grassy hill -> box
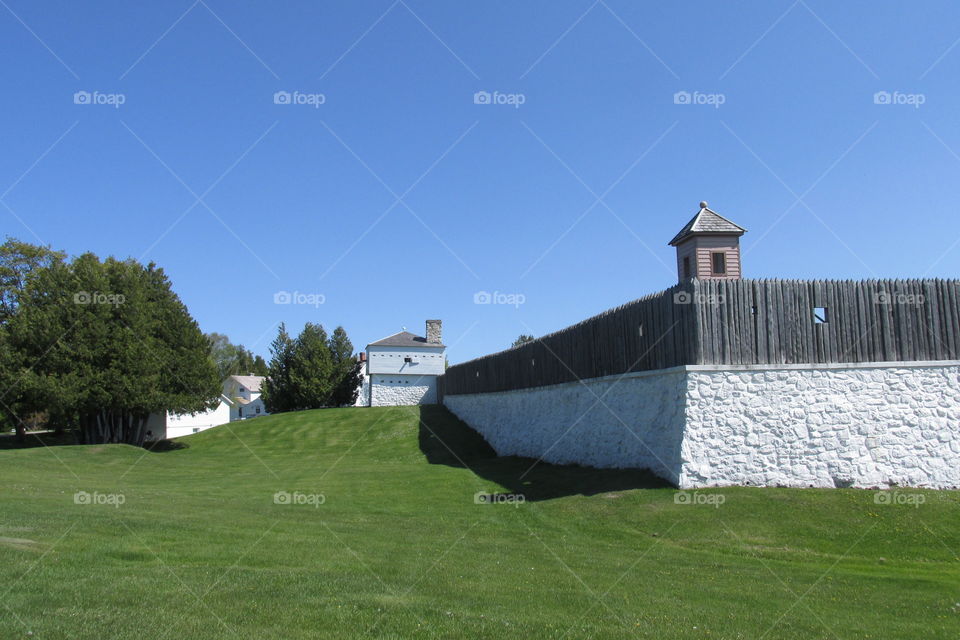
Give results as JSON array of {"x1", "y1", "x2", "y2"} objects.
[{"x1": 1, "y1": 406, "x2": 957, "y2": 639}]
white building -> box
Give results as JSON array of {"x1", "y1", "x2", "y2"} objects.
[
  {"x1": 360, "y1": 320, "x2": 445, "y2": 406},
  {"x1": 146, "y1": 374, "x2": 269, "y2": 440}
]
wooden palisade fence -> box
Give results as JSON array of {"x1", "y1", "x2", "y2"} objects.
[{"x1": 439, "y1": 279, "x2": 960, "y2": 397}]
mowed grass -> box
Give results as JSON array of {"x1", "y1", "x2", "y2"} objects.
[{"x1": 1, "y1": 406, "x2": 958, "y2": 639}]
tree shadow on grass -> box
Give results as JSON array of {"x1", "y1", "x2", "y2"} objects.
[
  {"x1": 142, "y1": 439, "x2": 190, "y2": 452},
  {"x1": 0, "y1": 430, "x2": 78, "y2": 450},
  {"x1": 417, "y1": 405, "x2": 671, "y2": 502},
  {"x1": 0, "y1": 431, "x2": 189, "y2": 452}
]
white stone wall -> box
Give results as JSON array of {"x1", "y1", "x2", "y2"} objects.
[
  {"x1": 442, "y1": 369, "x2": 688, "y2": 484},
  {"x1": 370, "y1": 374, "x2": 438, "y2": 406},
  {"x1": 355, "y1": 371, "x2": 371, "y2": 407},
  {"x1": 442, "y1": 361, "x2": 960, "y2": 490},
  {"x1": 680, "y1": 363, "x2": 960, "y2": 489}
]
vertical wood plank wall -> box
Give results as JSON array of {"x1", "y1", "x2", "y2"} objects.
[{"x1": 438, "y1": 279, "x2": 960, "y2": 397}]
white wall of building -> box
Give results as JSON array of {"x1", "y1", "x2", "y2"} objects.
[
  {"x1": 443, "y1": 361, "x2": 960, "y2": 490},
  {"x1": 370, "y1": 374, "x2": 438, "y2": 406},
  {"x1": 367, "y1": 346, "x2": 445, "y2": 376},
  {"x1": 166, "y1": 401, "x2": 232, "y2": 438}
]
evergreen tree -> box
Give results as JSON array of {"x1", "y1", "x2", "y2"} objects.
[
  {"x1": 328, "y1": 326, "x2": 361, "y2": 406},
  {"x1": 0, "y1": 239, "x2": 66, "y2": 441},
  {"x1": 289, "y1": 323, "x2": 333, "y2": 409},
  {"x1": 512, "y1": 334, "x2": 535, "y2": 348},
  {"x1": 261, "y1": 323, "x2": 296, "y2": 413},
  {"x1": 332, "y1": 358, "x2": 363, "y2": 407},
  {"x1": 8, "y1": 253, "x2": 220, "y2": 445}
]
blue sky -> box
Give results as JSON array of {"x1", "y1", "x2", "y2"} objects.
[{"x1": 2, "y1": 0, "x2": 959, "y2": 364}]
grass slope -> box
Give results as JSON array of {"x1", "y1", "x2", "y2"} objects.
[{"x1": 1, "y1": 406, "x2": 958, "y2": 639}]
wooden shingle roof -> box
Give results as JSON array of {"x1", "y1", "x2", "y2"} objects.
[{"x1": 669, "y1": 202, "x2": 746, "y2": 246}]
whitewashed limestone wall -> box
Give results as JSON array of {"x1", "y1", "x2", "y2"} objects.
[
  {"x1": 443, "y1": 369, "x2": 688, "y2": 484},
  {"x1": 680, "y1": 363, "x2": 960, "y2": 489},
  {"x1": 443, "y1": 361, "x2": 960, "y2": 490},
  {"x1": 370, "y1": 374, "x2": 437, "y2": 406}
]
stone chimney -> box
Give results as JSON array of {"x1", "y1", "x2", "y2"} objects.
[{"x1": 426, "y1": 319, "x2": 442, "y2": 344}]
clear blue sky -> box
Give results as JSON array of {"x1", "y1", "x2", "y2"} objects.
[{"x1": 3, "y1": 1, "x2": 959, "y2": 363}]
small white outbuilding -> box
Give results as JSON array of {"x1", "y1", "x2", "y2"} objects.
[{"x1": 146, "y1": 374, "x2": 269, "y2": 440}]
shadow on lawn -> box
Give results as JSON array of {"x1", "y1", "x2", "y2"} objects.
[
  {"x1": 0, "y1": 430, "x2": 189, "y2": 452},
  {"x1": 0, "y1": 430, "x2": 78, "y2": 450},
  {"x1": 417, "y1": 405, "x2": 670, "y2": 502}
]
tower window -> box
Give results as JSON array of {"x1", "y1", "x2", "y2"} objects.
[
  {"x1": 711, "y1": 252, "x2": 726, "y2": 275},
  {"x1": 683, "y1": 256, "x2": 691, "y2": 280}
]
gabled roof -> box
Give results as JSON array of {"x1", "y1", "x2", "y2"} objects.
[
  {"x1": 669, "y1": 203, "x2": 746, "y2": 246},
  {"x1": 227, "y1": 375, "x2": 265, "y2": 392},
  {"x1": 367, "y1": 331, "x2": 445, "y2": 348}
]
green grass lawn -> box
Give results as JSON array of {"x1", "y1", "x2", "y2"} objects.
[{"x1": 1, "y1": 406, "x2": 958, "y2": 639}]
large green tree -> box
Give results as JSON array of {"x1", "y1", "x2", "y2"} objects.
[
  {"x1": 289, "y1": 323, "x2": 333, "y2": 409},
  {"x1": 0, "y1": 239, "x2": 66, "y2": 441},
  {"x1": 207, "y1": 332, "x2": 269, "y2": 380},
  {"x1": 7, "y1": 253, "x2": 220, "y2": 445},
  {"x1": 329, "y1": 326, "x2": 361, "y2": 406},
  {"x1": 260, "y1": 323, "x2": 296, "y2": 413},
  {"x1": 262, "y1": 323, "x2": 361, "y2": 412}
]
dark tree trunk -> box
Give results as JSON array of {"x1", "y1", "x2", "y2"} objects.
[{"x1": 80, "y1": 410, "x2": 150, "y2": 446}]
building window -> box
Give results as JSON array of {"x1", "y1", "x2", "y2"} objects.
[
  {"x1": 193, "y1": 428, "x2": 200, "y2": 433},
  {"x1": 239, "y1": 407, "x2": 243, "y2": 417},
  {"x1": 711, "y1": 252, "x2": 726, "y2": 275},
  {"x1": 683, "y1": 256, "x2": 691, "y2": 279},
  {"x1": 256, "y1": 406, "x2": 261, "y2": 414}
]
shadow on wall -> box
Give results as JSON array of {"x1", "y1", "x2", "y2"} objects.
[{"x1": 417, "y1": 405, "x2": 670, "y2": 501}]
